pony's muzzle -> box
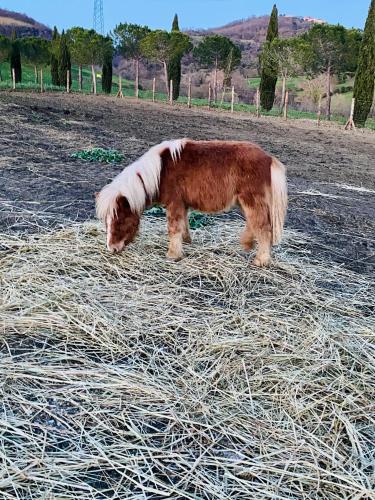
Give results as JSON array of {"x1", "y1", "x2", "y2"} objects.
[{"x1": 108, "y1": 242, "x2": 125, "y2": 254}]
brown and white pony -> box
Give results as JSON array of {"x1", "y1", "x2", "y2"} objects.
[{"x1": 96, "y1": 139, "x2": 287, "y2": 266}]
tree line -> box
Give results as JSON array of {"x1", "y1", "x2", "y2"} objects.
[
  {"x1": 0, "y1": 28, "x2": 114, "y2": 93},
  {"x1": 112, "y1": 16, "x2": 241, "y2": 101},
  {"x1": 0, "y1": 0, "x2": 374, "y2": 126},
  {"x1": 258, "y1": 2, "x2": 374, "y2": 125}
]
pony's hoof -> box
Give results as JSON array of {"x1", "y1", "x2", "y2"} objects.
[
  {"x1": 241, "y1": 240, "x2": 255, "y2": 252},
  {"x1": 166, "y1": 253, "x2": 183, "y2": 262},
  {"x1": 253, "y1": 256, "x2": 271, "y2": 267},
  {"x1": 183, "y1": 235, "x2": 192, "y2": 244}
]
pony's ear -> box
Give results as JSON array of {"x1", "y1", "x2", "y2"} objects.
[
  {"x1": 116, "y1": 195, "x2": 130, "y2": 210},
  {"x1": 113, "y1": 196, "x2": 132, "y2": 220}
]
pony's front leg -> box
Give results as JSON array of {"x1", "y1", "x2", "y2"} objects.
[
  {"x1": 166, "y1": 205, "x2": 186, "y2": 261},
  {"x1": 182, "y1": 211, "x2": 192, "y2": 244}
]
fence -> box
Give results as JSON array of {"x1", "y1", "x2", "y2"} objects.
[{"x1": 1, "y1": 62, "x2": 375, "y2": 131}]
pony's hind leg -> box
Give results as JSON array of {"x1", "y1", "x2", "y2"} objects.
[
  {"x1": 239, "y1": 215, "x2": 256, "y2": 252},
  {"x1": 239, "y1": 200, "x2": 256, "y2": 251},
  {"x1": 166, "y1": 204, "x2": 187, "y2": 261},
  {"x1": 182, "y1": 211, "x2": 192, "y2": 244},
  {"x1": 253, "y1": 226, "x2": 272, "y2": 267},
  {"x1": 239, "y1": 198, "x2": 272, "y2": 267}
]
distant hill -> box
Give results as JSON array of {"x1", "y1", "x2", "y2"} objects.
[
  {"x1": 0, "y1": 8, "x2": 52, "y2": 38},
  {"x1": 189, "y1": 14, "x2": 325, "y2": 38},
  {"x1": 186, "y1": 14, "x2": 326, "y2": 68}
]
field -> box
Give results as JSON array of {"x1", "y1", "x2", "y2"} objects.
[
  {"x1": 247, "y1": 76, "x2": 373, "y2": 127},
  {"x1": 1, "y1": 62, "x2": 375, "y2": 130},
  {"x1": 0, "y1": 91, "x2": 374, "y2": 498}
]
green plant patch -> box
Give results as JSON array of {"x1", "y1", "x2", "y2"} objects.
[
  {"x1": 145, "y1": 206, "x2": 166, "y2": 216},
  {"x1": 145, "y1": 206, "x2": 212, "y2": 230},
  {"x1": 71, "y1": 148, "x2": 124, "y2": 164},
  {"x1": 189, "y1": 211, "x2": 213, "y2": 230}
]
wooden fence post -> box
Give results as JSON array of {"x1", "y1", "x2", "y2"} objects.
[
  {"x1": 188, "y1": 77, "x2": 192, "y2": 109},
  {"x1": 116, "y1": 75, "x2": 124, "y2": 98},
  {"x1": 152, "y1": 77, "x2": 156, "y2": 102},
  {"x1": 135, "y1": 70, "x2": 139, "y2": 100},
  {"x1": 40, "y1": 69, "x2": 43, "y2": 93},
  {"x1": 221, "y1": 86, "x2": 227, "y2": 106},
  {"x1": 12, "y1": 68, "x2": 16, "y2": 90},
  {"x1": 34, "y1": 65, "x2": 38, "y2": 85},
  {"x1": 208, "y1": 84, "x2": 212, "y2": 110},
  {"x1": 169, "y1": 80, "x2": 173, "y2": 105},
  {"x1": 231, "y1": 86, "x2": 235, "y2": 113},
  {"x1": 256, "y1": 88, "x2": 260, "y2": 118},
  {"x1": 284, "y1": 91, "x2": 289, "y2": 121},
  {"x1": 317, "y1": 94, "x2": 322, "y2": 126},
  {"x1": 67, "y1": 70, "x2": 70, "y2": 93},
  {"x1": 92, "y1": 65, "x2": 97, "y2": 95},
  {"x1": 345, "y1": 98, "x2": 356, "y2": 131}
]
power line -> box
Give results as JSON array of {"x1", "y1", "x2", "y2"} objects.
[{"x1": 93, "y1": 0, "x2": 104, "y2": 35}]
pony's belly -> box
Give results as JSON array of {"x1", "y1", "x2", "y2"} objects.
[{"x1": 187, "y1": 196, "x2": 237, "y2": 214}]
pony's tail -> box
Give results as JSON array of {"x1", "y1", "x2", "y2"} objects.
[{"x1": 270, "y1": 157, "x2": 288, "y2": 245}]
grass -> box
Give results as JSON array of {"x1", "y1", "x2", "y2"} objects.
[
  {"x1": 0, "y1": 215, "x2": 374, "y2": 497},
  {"x1": 245, "y1": 76, "x2": 375, "y2": 129},
  {"x1": 0, "y1": 62, "x2": 124, "y2": 95},
  {"x1": 248, "y1": 76, "x2": 304, "y2": 91}
]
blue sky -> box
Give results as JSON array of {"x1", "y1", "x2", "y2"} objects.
[{"x1": 0, "y1": 0, "x2": 370, "y2": 32}]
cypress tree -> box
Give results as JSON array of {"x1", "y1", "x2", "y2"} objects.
[
  {"x1": 51, "y1": 26, "x2": 60, "y2": 86},
  {"x1": 102, "y1": 40, "x2": 113, "y2": 94},
  {"x1": 172, "y1": 13, "x2": 179, "y2": 31},
  {"x1": 259, "y1": 4, "x2": 279, "y2": 111},
  {"x1": 9, "y1": 30, "x2": 22, "y2": 83},
  {"x1": 353, "y1": 0, "x2": 375, "y2": 126},
  {"x1": 58, "y1": 31, "x2": 72, "y2": 89},
  {"x1": 167, "y1": 14, "x2": 182, "y2": 101}
]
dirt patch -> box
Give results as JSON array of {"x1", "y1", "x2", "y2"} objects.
[{"x1": 0, "y1": 91, "x2": 374, "y2": 273}]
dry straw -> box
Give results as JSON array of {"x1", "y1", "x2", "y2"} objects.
[{"x1": 0, "y1": 215, "x2": 374, "y2": 498}]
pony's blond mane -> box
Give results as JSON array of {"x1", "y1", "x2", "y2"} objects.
[{"x1": 96, "y1": 139, "x2": 188, "y2": 220}]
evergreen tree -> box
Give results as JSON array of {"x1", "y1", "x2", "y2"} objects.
[
  {"x1": 58, "y1": 31, "x2": 72, "y2": 88},
  {"x1": 172, "y1": 14, "x2": 179, "y2": 32},
  {"x1": 9, "y1": 31, "x2": 22, "y2": 83},
  {"x1": 193, "y1": 34, "x2": 241, "y2": 102},
  {"x1": 101, "y1": 38, "x2": 114, "y2": 94},
  {"x1": 303, "y1": 24, "x2": 350, "y2": 119},
  {"x1": 141, "y1": 30, "x2": 191, "y2": 97},
  {"x1": 259, "y1": 4, "x2": 278, "y2": 110},
  {"x1": 113, "y1": 23, "x2": 151, "y2": 98},
  {"x1": 51, "y1": 27, "x2": 60, "y2": 86},
  {"x1": 261, "y1": 37, "x2": 313, "y2": 112},
  {"x1": 167, "y1": 14, "x2": 182, "y2": 100},
  {"x1": 353, "y1": 0, "x2": 375, "y2": 126},
  {"x1": 0, "y1": 35, "x2": 10, "y2": 82},
  {"x1": 20, "y1": 37, "x2": 51, "y2": 83}
]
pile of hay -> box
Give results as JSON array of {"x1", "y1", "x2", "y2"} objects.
[{"x1": 1, "y1": 216, "x2": 374, "y2": 498}]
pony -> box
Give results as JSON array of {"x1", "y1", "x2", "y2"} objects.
[{"x1": 96, "y1": 139, "x2": 287, "y2": 266}]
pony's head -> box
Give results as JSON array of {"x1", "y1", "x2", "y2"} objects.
[
  {"x1": 96, "y1": 139, "x2": 188, "y2": 253},
  {"x1": 96, "y1": 192, "x2": 140, "y2": 253}
]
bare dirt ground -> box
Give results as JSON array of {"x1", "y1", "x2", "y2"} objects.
[{"x1": 0, "y1": 90, "x2": 374, "y2": 274}]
